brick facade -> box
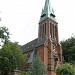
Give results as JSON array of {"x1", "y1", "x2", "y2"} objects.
[{"x1": 21, "y1": 0, "x2": 62, "y2": 75}]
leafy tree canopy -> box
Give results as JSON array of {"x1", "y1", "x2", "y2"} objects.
[
  {"x1": 61, "y1": 36, "x2": 75, "y2": 64},
  {"x1": 0, "y1": 42, "x2": 26, "y2": 75},
  {"x1": 56, "y1": 63, "x2": 75, "y2": 75},
  {"x1": 0, "y1": 26, "x2": 26, "y2": 75},
  {"x1": 0, "y1": 26, "x2": 10, "y2": 44},
  {"x1": 30, "y1": 53, "x2": 47, "y2": 75}
]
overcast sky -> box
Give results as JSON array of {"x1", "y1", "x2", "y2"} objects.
[{"x1": 0, "y1": 0, "x2": 75, "y2": 45}]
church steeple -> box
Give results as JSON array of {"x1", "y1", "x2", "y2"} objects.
[
  {"x1": 21, "y1": 0, "x2": 62, "y2": 75},
  {"x1": 38, "y1": 0, "x2": 58, "y2": 40},
  {"x1": 39, "y1": 0, "x2": 56, "y2": 22}
]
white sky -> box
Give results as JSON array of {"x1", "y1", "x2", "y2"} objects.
[{"x1": 0, "y1": 0, "x2": 75, "y2": 45}]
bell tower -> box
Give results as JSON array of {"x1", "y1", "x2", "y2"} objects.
[
  {"x1": 38, "y1": 0, "x2": 62, "y2": 75},
  {"x1": 38, "y1": 0, "x2": 58, "y2": 40}
]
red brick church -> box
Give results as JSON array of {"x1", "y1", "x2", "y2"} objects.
[{"x1": 21, "y1": 0, "x2": 62, "y2": 75}]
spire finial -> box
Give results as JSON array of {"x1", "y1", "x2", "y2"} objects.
[{"x1": 39, "y1": 0, "x2": 56, "y2": 22}]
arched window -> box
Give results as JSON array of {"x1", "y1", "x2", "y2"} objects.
[
  {"x1": 55, "y1": 26, "x2": 57, "y2": 38},
  {"x1": 50, "y1": 23, "x2": 52, "y2": 38},
  {"x1": 43, "y1": 24, "x2": 44, "y2": 34},
  {"x1": 53, "y1": 24, "x2": 54, "y2": 38},
  {"x1": 45, "y1": 23, "x2": 46, "y2": 35}
]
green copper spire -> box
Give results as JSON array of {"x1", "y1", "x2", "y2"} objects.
[{"x1": 39, "y1": 0, "x2": 56, "y2": 22}]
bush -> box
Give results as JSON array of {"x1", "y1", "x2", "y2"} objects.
[
  {"x1": 56, "y1": 63, "x2": 75, "y2": 75},
  {"x1": 20, "y1": 71, "x2": 30, "y2": 75}
]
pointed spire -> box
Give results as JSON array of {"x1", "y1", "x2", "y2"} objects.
[
  {"x1": 39, "y1": 0, "x2": 56, "y2": 22},
  {"x1": 41, "y1": 8, "x2": 44, "y2": 16}
]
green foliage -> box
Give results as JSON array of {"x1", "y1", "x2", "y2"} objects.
[
  {"x1": 61, "y1": 36, "x2": 75, "y2": 63},
  {"x1": 20, "y1": 71, "x2": 30, "y2": 75},
  {"x1": 74, "y1": 67, "x2": 75, "y2": 74},
  {"x1": 0, "y1": 26, "x2": 10, "y2": 44},
  {"x1": 56, "y1": 63, "x2": 75, "y2": 75},
  {"x1": 0, "y1": 42, "x2": 26, "y2": 75},
  {"x1": 0, "y1": 26, "x2": 27, "y2": 75},
  {"x1": 30, "y1": 53, "x2": 47, "y2": 75}
]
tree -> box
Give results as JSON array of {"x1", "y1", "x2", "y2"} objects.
[
  {"x1": 56, "y1": 63, "x2": 75, "y2": 75},
  {"x1": 61, "y1": 36, "x2": 75, "y2": 64},
  {"x1": 0, "y1": 42, "x2": 26, "y2": 75},
  {"x1": 30, "y1": 53, "x2": 47, "y2": 75},
  {"x1": 0, "y1": 26, "x2": 10, "y2": 44},
  {"x1": 0, "y1": 26, "x2": 27, "y2": 75}
]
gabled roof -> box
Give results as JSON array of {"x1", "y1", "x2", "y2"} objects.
[
  {"x1": 21, "y1": 38, "x2": 38, "y2": 52},
  {"x1": 21, "y1": 37, "x2": 47, "y2": 53},
  {"x1": 35, "y1": 37, "x2": 47, "y2": 48}
]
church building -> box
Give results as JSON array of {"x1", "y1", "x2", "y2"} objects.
[{"x1": 21, "y1": 0, "x2": 62, "y2": 75}]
